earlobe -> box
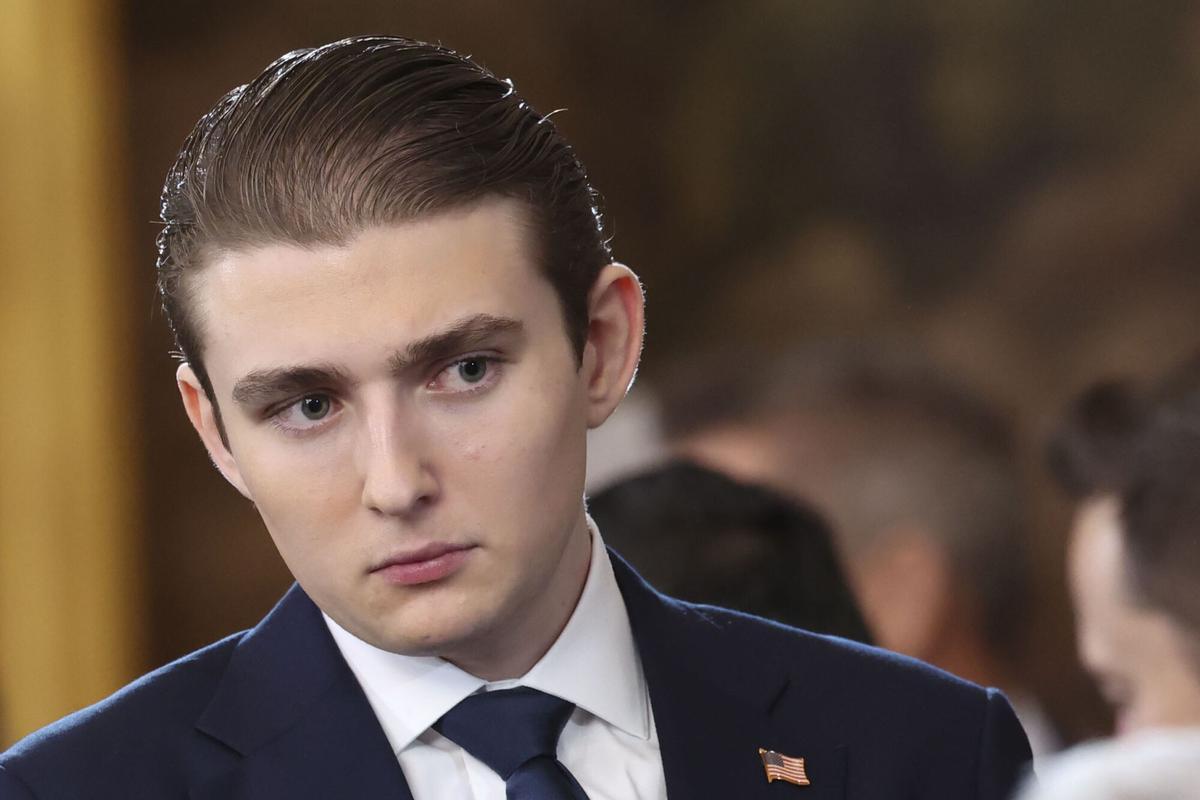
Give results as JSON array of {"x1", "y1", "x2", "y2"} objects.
[
  {"x1": 582, "y1": 263, "x2": 645, "y2": 429},
  {"x1": 176, "y1": 363, "x2": 252, "y2": 499}
]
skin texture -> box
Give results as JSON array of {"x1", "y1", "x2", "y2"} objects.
[
  {"x1": 176, "y1": 197, "x2": 644, "y2": 681},
  {"x1": 1069, "y1": 495, "x2": 1200, "y2": 734}
]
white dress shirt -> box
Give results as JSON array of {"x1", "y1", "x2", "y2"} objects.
[{"x1": 324, "y1": 522, "x2": 668, "y2": 800}]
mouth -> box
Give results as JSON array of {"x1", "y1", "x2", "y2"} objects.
[{"x1": 370, "y1": 543, "x2": 475, "y2": 586}]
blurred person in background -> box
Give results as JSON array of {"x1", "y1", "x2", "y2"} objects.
[
  {"x1": 588, "y1": 461, "x2": 873, "y2": 643},
  {"x1": 663, "y1": 342, "x2": 1058, "y2": 757},
  {"x1": 1048, "y1": 352, "x2": 1200, "y2": 734},
  {"x1": 1016, "y1": 729, "x2": 1200, "y2": 800}
]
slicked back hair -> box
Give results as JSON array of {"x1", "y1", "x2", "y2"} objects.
[{"x1": 157, "y1": 36, "x2": 610, "y2": 406}]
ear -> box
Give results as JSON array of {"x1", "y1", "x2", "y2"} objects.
[
  {"x1": 580, "y1": 263, "x2": 645, "y2": 429},
  {"x1": 176, "y1": 363, "x2": 252, "y2": 499}
]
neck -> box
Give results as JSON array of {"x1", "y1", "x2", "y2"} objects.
[{"x1": 447, "y1": 514, "x2": 594, "y2": 681}]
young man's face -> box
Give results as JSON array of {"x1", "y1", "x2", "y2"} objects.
[
  {"x1": 177, "y1": 197, "x2": 641, "y2": 678},
  {"x1": 1069, "y1": 496, "x2": 1200, "y2": 734}
]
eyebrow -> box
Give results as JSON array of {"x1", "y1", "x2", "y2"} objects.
[
  {"x1": 231, "y1": 364, "x2": 352, "y2": 406},
  {"x1": 387, "y1": 313, "x2": 525, "y2": 373},
  {"x1": 229, "y1": 313, "x2": 525, "y2": 406}
]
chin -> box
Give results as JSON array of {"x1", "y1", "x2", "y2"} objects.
[{"x1": 371, "y1": 616, "x2": 492, "y2": 658}]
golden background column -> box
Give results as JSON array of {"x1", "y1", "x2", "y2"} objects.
[{"x1": 0, "y1": 0, "x2": 143, "y2": 746}]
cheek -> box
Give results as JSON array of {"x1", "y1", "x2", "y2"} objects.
[
  {"x1": 503, "y1": 391, "x2": 587, "y2": 502},
  {"x1": 1101, "y1": 616, "x2": 1195, "y2": 731},
  {"x1": 446, "y1": 365, "x2": 586, "y2": 473},
  {"x1": 1074, "y1": 613, "x2": 1106, "y2": 671},
  {"x1": 436, "y1": 375, "x2": 588, "y2": 544},
  {"x1": 1133, "y1": 632, "x2": 1200, "y2": 723},
  {"x1": 232, "y1": 435, "x2": 357, "y2": 545}
]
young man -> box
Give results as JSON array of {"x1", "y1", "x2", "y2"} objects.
[{"x1": 0, "y1": 36, "x2": 1032, "y2": 798}]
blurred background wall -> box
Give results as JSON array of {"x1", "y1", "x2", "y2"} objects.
[
  {"x1": 1, "y1": 0, "x2": 143, "y2": 745},
  {"x1": 3, "y1": 0, "x2": 1200, "y2": 747}
]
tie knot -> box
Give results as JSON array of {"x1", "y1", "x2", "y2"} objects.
[{"x1": 434, "y1": 687, "x2": 576, "y2": 779}]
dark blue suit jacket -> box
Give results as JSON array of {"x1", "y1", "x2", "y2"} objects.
[{"x1": 0, "y1": 550, "x2": 1032, "y2": 799}]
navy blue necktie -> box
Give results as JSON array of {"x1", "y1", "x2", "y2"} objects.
[{"x1": 434, "y1": 686, "x2": 590, "y2": 799}]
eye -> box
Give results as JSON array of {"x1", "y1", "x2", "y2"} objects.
[
  {"x1": 428, "y1": 355, "x2": 502, "y2": 394},
  {"x1": 300, "y1": 395, "x2": 332, "y2": 420},
  {"x1": 457, "y1": 358, "x2": 488, "y2": 384},
  {"x1": 268, "y1": 392, "x2": 340, "y2": 435}
]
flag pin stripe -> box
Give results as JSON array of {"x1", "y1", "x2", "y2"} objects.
[{"x1": 758, "y1": 747, "x2": 811, "y2": 786}]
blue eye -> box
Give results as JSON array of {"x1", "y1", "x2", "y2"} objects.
[
  {"x1": 457, "y1": 358, "x2": 488, "y2": 383},
  {"x1": 300, "y1": 395, "x2": 332, "y2": 420}
]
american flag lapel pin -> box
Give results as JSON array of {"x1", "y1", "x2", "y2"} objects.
[{"x1": 758, "y1": 748, "x2": 811, "y2": 787}]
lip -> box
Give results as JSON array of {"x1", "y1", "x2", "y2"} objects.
[{"x1": 370, "y1": 543, "x2": 475, "y2": 586}]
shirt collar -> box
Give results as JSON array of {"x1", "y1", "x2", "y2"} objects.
[
  {"x1": 324, "y1": 617, "x2": 485, "y2": 754},
  {"x1": 323, "y1": 518, "x2": 650, "y2": 754},
  {"x1": 519, "y1": 517, "x2": 650, "y2": 741}
]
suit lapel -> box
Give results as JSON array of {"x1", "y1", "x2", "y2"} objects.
[
  {"x1": 190, "y1": 585, "x2": 413, "y2": 800},
  {"x1": 187, "y1": 554, "x2": 846, "y2": 799},
  {"x1": 611, "y1": 549, "x2": 847, "y2": 799}
]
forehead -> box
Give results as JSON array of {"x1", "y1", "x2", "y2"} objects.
[
  {"x1": 1070, "y1": 497, "x2": 1128, "y2": 604},
  {"x1": 189, "y1": 198, "x2": 553, "y2": 381},
  {"x1": 1070, "y1": 496, "x2": 1147, "y2": 656}
]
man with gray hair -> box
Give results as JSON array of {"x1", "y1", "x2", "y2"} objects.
[{"x1": 666, "y1": 342, "x2": 1056, "y2": 754}]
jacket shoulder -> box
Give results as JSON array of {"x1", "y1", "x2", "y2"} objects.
[
  {"x1": 0, "y1": 633, "x2": 244, "y2": 791},
  {"x1": 682, "y1": 602, "x2": 1032, "y2": 795},
  {"x1": 614, "y1": 548, "x2": 985, "y2": 709},
  {"x1": 682, "y1": 601, "x2": 1001, "y2": 722}
]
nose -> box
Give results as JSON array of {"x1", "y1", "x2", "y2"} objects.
[{"x1": 357, "y1": 403, "x2": 439, "y2": 517}]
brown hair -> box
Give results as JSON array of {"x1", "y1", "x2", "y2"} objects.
[
  {"x1": 1121, "y1": 430, "x2": 1200, "y2": 644},
  {"x1": 157, "y1": 35, "x2": 610, "y2": 407}
]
